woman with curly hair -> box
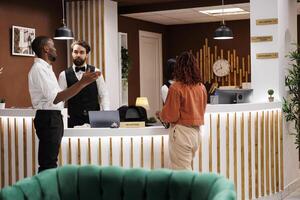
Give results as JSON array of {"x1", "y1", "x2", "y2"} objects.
[{"x1": 156, "y1": 51, "x2": 207, "y2": 170}]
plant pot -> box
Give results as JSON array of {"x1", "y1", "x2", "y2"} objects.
[
  {"x1": 268, "y1": 96, "x2": 274, "y2": 102},
  {"x1": 0, "y1": 103, "x2": 5, "y2": 109}
]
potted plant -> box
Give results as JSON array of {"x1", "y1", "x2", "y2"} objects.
[
  {"x1": 268, "y1": 89, "x2": 274, "y2": 102},
  {"x1": 121, "y1": 46, "x2": 131, "y2": 85},
  {"x1": 0, "y1": 98, "x2": 5, "y2": 109},
  {"x1": 283, "y1": 46, "x2": 300, "y2": 148}
]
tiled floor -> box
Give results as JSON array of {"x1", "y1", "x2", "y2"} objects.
[{"x1": 285, "y1": 189, "x2": 300, "y2": 200}]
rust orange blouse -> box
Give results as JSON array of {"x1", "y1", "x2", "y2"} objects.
[{"x1": 159, "y1": 81, "x2": 207, "y2": 126}]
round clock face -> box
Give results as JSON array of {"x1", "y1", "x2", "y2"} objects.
[{"x1": 213, "y1": 59, "x2": 230, "y2": 77}]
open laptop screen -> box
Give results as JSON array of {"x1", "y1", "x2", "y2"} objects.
[{"x1": 88, "y1": 111, "x2": 120, "y2": 128}]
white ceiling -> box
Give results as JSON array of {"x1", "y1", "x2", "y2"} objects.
[{"x1": 122, "y1": 2, "x2": 300, "y2": 25}]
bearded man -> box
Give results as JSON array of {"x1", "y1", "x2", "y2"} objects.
[{"x1": 58, "y1": 41, "x2": 110, "y2": 128}]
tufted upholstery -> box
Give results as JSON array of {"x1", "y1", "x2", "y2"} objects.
[{"x1": 0, "y1": 165, "x2": 236, "y2": 200}]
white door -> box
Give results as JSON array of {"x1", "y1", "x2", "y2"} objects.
[{"x1": 139, "y1": 30, "x2": 163, "y2": 118}]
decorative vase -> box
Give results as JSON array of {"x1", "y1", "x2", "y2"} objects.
[
  {"x1": 0, "y1": 103, "x2": 5, "y2": 109},
  {"x1": 268, "y1": 96, "x2": 274, "y2": 102}
]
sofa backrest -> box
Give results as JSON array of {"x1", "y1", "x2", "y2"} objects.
[{"x1": 0, "y1": 165, "x2": 236, "y2": 200}]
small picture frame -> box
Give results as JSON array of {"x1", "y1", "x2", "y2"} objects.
[{"x1": 12, "y1": 25, "x2": 35, "y2": 56}]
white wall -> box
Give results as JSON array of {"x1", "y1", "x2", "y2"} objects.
[
  {"x1": 104, "y1": 0, "x2": 120, "y2": 110},
  {"x1": 277, "y1": 0, "x2": 300, "y2": 190},
  {"x1": 250, "y1": 0, "x2": 279, "y2": 102},
  {"x1": 251, "y1": 0, "x2": 300, "y2": 194}
]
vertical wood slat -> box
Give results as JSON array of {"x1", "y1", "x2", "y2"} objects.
[
  {"x1": 265, "y1": 111, "x2": 270, "y2": 195},
  {"x1": 198, "y1": 132, "x2": 202, "y2": 172},
  {"x1": 88, "y1": 138, "x2": 91, "y2": 164},
  {"x1": 140, "y1": 137, "x2": 144, "y2": 167},
  {"x1": 261, "y1": 111, "x2": 265, "y2": 196},
  {"x1": 161, "y1": 136, "x2": 164, "y2": 168},
  {"x1": 209, "y1": 114, "x2": 212, "y2": 172},
  {"x1": 151, "y1": 137, "x2": 154, "y2": 169},
  {"x1": 77, "y1": 138, "x2": 81, "y2": 165},
  {"x1": 79, "y1": 1, "x2": 83, "y2": 40},
  {"x1": 208, "y1": 47, "x2": 211, "y2": 83},
  {"x1": 98, "y1": 138, "x2": 102, "y2": 165},
  {"x1": 200, "y1": 49, "x2": 203, "y2": 79},
  {"x1": 75, "y1": 2, "x2": 80, "y2": 39},
  {"x1": 84, "y1": 0, "x2": 89, "y2": 43},
  {"x1": 58, "y1": 145, "x2": 62, "y2": 166},
  {"x1": 241, "y1": 113, "x2": 245, "y2": 200},
  {"x1": 15, "y1": 118, "x2": 19, "y2": 180},
  {"x1": 120, "y1": 137, "x2": 124, "y2": 167},
  {"x1": 279, "y1": 112, "x2": 284, "y2": 191},
  {"x1": 255, "y1": 112, "x2": 259, "y2": 198},
  {"x1": 68, "y1": 138, "x2": 72, "y2": 164},
  {"x1": 271, "y1": 111, "x2": 275, "y2": 193},
  {"x1": 248, "y1": 55, "x2": 251, "y2": 75},
  {"x1": 248, "y1": 112, "x2": 252, "y2": 200},
  {"x1": 217, "y1": 114, "x2": 220, "y2": 173},
  {"x1": 226, "y1": 113, "x2": 230, "y2": 178},
  {"x1": 275, "y1": 111, "x2": 279, "y2": 192},
  {"x1": 234, "y1": 113, "x2": 237, "y2": 190},
  {"x1": 101, "y1": 0, "x2": 106, "y2": 78},
  {"x1": 130, "y1": 138, "x2": 133, "y2": 168},
  {"x1": 8, "y1": 118, "x2": 12, "y2": 185},
  {"x1": 67, "y1": 1, "x2": 73, "y2": 65},
  {"x1": 89, "y1": 0, "x2": 95, "y2": 64},
  {"x1": 31, "y1": 119, "x2": 36, "y2": 175},
  {"x1": 95, "y1": 0, "x2": 100, "y2": 69},
  {"x1": 23, "y1": 118, "x2": 27, "y2": 178},
  {"x1": 0, "y1": 118, "x2": 4, "y2": 187},
  {"x1": 203, "y1": 45, "x2": 206, "y2": 83},
  {"x1": 109, "y1": 137, "x2": 112, "y2": 165}
]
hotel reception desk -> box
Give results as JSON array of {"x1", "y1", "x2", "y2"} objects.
[{"x1": 0, "y1": 102, "x2": 284, "y2": 200}]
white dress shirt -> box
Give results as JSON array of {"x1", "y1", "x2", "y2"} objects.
[
  {"x1": 161, "y1": 80, "x2": 174, "y2": 103},
  {"x1": 28, "y1": 58, "x2": 63, "y2": 110},
  {"x1": 58, "y1": 64, "x2": 110, "y2": 110}
]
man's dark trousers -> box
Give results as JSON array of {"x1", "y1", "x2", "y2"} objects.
[{"x1": 34, "y1": 110, "x2": 63, "y2": 173}]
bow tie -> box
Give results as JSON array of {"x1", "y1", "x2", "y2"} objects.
[{"x1": 75, "y1": 66, "x2": 86, "y2": 72}]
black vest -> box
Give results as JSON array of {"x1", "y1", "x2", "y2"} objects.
[{"x1": 65, "y1": 65, "x2": 100, "y2": 127}]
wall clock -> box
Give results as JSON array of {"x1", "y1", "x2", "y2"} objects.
[{"x1": 212, "y1": 59, "x2": 230, "y2": 77}]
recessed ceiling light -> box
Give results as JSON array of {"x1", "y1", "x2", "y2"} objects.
[{"x1": 199, "y1": 8, "x2": 249, "y2": 16}]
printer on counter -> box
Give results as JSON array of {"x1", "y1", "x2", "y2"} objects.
[{"x1": 215, "y1": 88, "x2": 253, "y2": 104}]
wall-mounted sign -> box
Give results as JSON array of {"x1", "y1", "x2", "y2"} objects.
[
  {"x1": 256, "y1": 18, "x2": 278, "y2": 25},
  {"x1": 256, "y1": 52, "x2": 278, "y2": 59},
  {"x1": 251, "y1": 36, "x2": 273, "y2": 43}
]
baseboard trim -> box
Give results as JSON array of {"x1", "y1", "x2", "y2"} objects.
[
  {"x1": 281, "y1": 177, "x2": 300, "y2": 199},
  {"x1": 253, "y1": 178, "x2": 300, "y2": 200}
]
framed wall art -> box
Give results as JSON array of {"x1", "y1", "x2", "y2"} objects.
[{"x1": 12, "y1": 25, "x2": 35, "y2": 56}]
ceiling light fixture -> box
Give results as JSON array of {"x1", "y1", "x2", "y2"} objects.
[
  {"x1": 54, "y1": 0, "x2": 74, "y2": 40},
  {"x1": 199, "y1": 8, "x2": 249, "y2": 16},
  {"x1": 213, "y1": 0, "x2": 234, "y2": 40}
]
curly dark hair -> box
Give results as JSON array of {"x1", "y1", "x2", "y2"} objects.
[{"x1": 173, "y1": 51, "x2": 202, "y2": 85}]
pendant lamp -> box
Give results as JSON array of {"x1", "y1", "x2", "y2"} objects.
[
  {"x1": 214, "y1": 0, "x2": 233, "y2": 40},
  {"x1": 54, "y1": 0, "x2": 74, "y2": 40}
]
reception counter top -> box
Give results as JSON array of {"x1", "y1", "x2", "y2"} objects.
[
  {"x1": 0, "y1": 102, "x2": 284, "y2": 200},
  {"x1": 0, "y1": 101, "x2": 282, "y2": 116}
]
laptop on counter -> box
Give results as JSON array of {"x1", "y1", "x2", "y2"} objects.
[{"x1": 88, "y1": 111, "x2": 120, "y2": 128}]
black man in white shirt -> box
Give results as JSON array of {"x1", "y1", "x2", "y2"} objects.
[{"x1": 28, "y1": 36, "x2": 100, "y2": 172}]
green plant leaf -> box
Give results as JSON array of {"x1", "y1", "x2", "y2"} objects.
[{"x1": 283, "y1": 47, "x2": 300, "y2": 148}]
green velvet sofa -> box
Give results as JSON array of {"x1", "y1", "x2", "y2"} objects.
[{"x1": 0, "y1": 165, "x2": 236, "y2": 200}]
